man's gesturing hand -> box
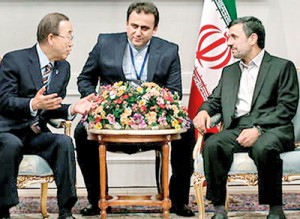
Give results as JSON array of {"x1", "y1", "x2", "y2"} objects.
[{"x1": 31, "y1": 86, "x2": 63, "y2": 111}]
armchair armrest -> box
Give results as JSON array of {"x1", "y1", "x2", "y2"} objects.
[
  {"x1": 193, "y1": 113, "x2": 222, "y2": 159},
  {"x1": 48, "y1": 119, "x2": 72, "y2": 136},
  {"x1": 210, "y1": 113, "x2": 222, "y2": 127},
  {"x1": 295, "y1": 141, "x2": 300, "y2": 148}
]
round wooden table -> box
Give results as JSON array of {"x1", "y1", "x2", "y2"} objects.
[{"x1": 87, "y1": 128, "x2": 187, "y2": 219}]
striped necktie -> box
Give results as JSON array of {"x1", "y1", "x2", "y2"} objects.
[{"x1": 43, "y1": 63, "x2": 52, "y2": 87}]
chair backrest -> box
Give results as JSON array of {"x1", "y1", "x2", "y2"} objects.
[{"x1": 292, "y1": 70, "x2": 300, "y2": 142}]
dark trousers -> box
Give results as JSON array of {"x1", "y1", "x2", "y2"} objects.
[
  {"x1": 0, "y1": 129, "x2": 77, "y2": 211},
  {"x1": 203, "y1": 125, "x2": 291, "y2": 206},
  {"x1": 75, "y1": 122, "x2": 195, "y2": 207}
]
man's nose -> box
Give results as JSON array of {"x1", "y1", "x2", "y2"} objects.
[
  {"x1": 227, "y1": 39, "x2": 232, "y2": 46},
  {"x1": 135, "y1": 27, "x2": 142, "y2": 35}
]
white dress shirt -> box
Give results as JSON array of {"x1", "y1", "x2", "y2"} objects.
[
  {"x1": 234, "y1": 49, "x2": 265, "y2": 118},
  {"x1": 122, "y1": 39, "x2": 150, "y2": 81}
]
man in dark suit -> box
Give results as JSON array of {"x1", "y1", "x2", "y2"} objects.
[
  {"x1": 193, "y1": 16, "x2": 299, "y2": 219},
  {"x1": 75, "y1": 1, "x2": 195, "y2": 217},
  {"x1": 0, "y1": 13, "x2": 94, "y2": 219}
]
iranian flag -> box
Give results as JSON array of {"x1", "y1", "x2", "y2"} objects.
[{"x1": 188, "y1": 0, "x2": 237, "y2": 130}]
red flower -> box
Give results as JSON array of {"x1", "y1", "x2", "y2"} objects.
[
  {"x1": 140, "y1": 105, "x2": 147, "y2": 112},
  {"x1": 122, "y1": 94, "x2": 129, "y2": 99},
  {"x1": 159, "y1": 104, "x2": 165, "y2": 109},
  {"x1": 115, "y1": 98, "x2": 122, "y2": 104}
]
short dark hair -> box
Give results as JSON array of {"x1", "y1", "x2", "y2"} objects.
[
  {"x1": 127, "y1": 1, "x2": 159, "y2": 28},
  {"x1": 37, "y1": 12, "x2": 69, "y2": 43},
  {"x1": 229, "y1": 16, "x2": 265, "y2": 49}
]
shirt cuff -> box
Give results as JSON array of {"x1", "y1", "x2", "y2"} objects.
[
  {"x1": 30, "y1": 99, "x2": 38, "y2": 116},
  {"x1": 68, "y1": 104, "x2": 76, "y2": 120}
]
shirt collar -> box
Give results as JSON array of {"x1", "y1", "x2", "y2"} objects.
[
  {"x1": 239, "y1": 49, "x2": 265, "y2": 69},
  {"x1": 127, "y1": 39, "x2": 150, "y2": 54},
  {"x1": 36, "y1": 43, "x2": 54, "y2": 69}
]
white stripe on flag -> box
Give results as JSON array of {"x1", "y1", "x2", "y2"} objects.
[{"x1": 188, "y1": 0, "x2": 236, "y2": 123}]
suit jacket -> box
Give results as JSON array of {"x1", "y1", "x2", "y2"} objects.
[
  {"x1": 77, "y1": 32, "x2": 182, "y2": 98},
  {"x1": 0, "y1": 45, "x2": 71, "y2": 132},
  {"x1": 200, "y1": 52, "x2": 299, "y2": 143}
]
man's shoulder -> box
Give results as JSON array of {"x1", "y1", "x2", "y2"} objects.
[
  {"x1": 260, "y1": 52, "x2": 296, "y2": 71},
  {"x1": 267, "y1": 53, "x2": 293, "y2": 64},
  {"x1": 4, "y1": 46, "x2": 34, "y2": 58},
  {"x1": 97, "y1": 32, "x2": 126, "y2": 41},
  {"x1": 152, "y1": 36, "x2": 178, "y2": 47},
  {"x1": 2, "y1": 46, "x2": 35, "y2": 65}
]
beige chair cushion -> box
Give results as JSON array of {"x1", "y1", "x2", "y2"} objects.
[{"x1": 18, "y1": 155, "x2": 53, "y2": 176}]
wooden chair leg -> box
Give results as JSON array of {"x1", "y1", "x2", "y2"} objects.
[
  {"x1": 225, "y1": 184, "x2": 229, "y2": 212},
  {"x1": 155, "y1": 149, "x2": 162, "y2": 196},
  {"x1": 41, "y1": 182, "x2": 49, "y2": 218},
  {"x1": 193, "y1": 173, "x2": 206, "y2": 219}
]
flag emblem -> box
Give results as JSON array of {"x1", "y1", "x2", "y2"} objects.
[{"x1": 196, "y1": 24, "x2": 231, "y2": 70}]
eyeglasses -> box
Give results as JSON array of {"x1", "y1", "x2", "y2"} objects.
[{"x1": 54, "y1": 34, "x2": 74, "y2": 41}]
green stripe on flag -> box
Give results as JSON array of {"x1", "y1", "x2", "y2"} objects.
[{"x1": 213, "y1": 0, "x2": 237, "y2": 26}]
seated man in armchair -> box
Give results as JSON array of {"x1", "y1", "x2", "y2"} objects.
[
  {"x1": 0, "y1": 13, "x2": 94, "y2": 219},
  {"x1": 193, "y1": 16, "x2": 299, "y2": 219}
]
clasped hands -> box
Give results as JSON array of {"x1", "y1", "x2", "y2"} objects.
[
  {"x1": 31, "y1": 86, "x2": 97, "y2": 115},
  {"x1": 193, "y1": 110, "x2": 260, "y2": 147}
]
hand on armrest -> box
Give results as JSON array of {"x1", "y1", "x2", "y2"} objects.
[
  {"x1": 192, "y1": 113, "x2": 222, "y2": 159},
  {"x1": 210, "y1": 113, "x2": 222, "y2": 127}
]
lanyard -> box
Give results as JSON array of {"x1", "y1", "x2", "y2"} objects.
[{"x1": 129, "y1": 45, "x2": 149, "y2": 80}]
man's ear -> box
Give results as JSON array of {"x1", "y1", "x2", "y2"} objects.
[
  {"x1": 250, "y1": 33, "x2": 258, "y2": 46},
  {"x1": 153, "y1": 26, "x2": 158, "y2": 35},
  {"x1": 47, "y1": 33, "x2": 55, "y2": 46}
]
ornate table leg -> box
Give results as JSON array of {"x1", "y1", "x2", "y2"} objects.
[
  {"x1": 162, "y1": 141, "x2": 171, "y2": 219},
  {"x1": 99, "y1": 143, "x2": 108, "y2": 219}
]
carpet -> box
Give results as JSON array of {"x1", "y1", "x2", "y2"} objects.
[{"x1": 11, "y1": 193, "x2": 300, "y2": 214}]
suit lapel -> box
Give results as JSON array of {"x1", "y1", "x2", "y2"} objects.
[
  {"x1": 251, "y1": 52, "x2": 271, "y2": 107},
  {"x1": 228, "y1": 63, "x2": 242, "y2": 115},
  {"x1": 147, "y1": 38, "x2": 159, "y2": 81},
  {"x1": 28, "y1": 46, "x2": 43, "y2": 90},
  {"x1": 114, "y1": 33, "x2": 127, "y2": 81}
]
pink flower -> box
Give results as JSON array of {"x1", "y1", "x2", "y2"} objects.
[
  {"x1": 130, "y1": 113, "x2": 147, "y2": 129},
  {"x1": 158, "y1": 116, "x2": 168, "y2": 126},
  {"x1": 107, "y1": 114, "x2": 116, "y2": 124}
]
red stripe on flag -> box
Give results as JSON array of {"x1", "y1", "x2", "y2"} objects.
[{"x1": 188, "y1": 78, "x2": 203, "y2": 120}]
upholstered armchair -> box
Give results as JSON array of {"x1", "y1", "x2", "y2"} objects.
[
  {"x1": 17, "y1": 119, "x2": 72, "y2": 218},
  {"x1": 193, "y1": 75, "x2": 300, "y2": 219}
]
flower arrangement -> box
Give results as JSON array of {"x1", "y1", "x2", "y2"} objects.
[{"x1": 86, "y1": 81, "x2": 190, "y2": 130}]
